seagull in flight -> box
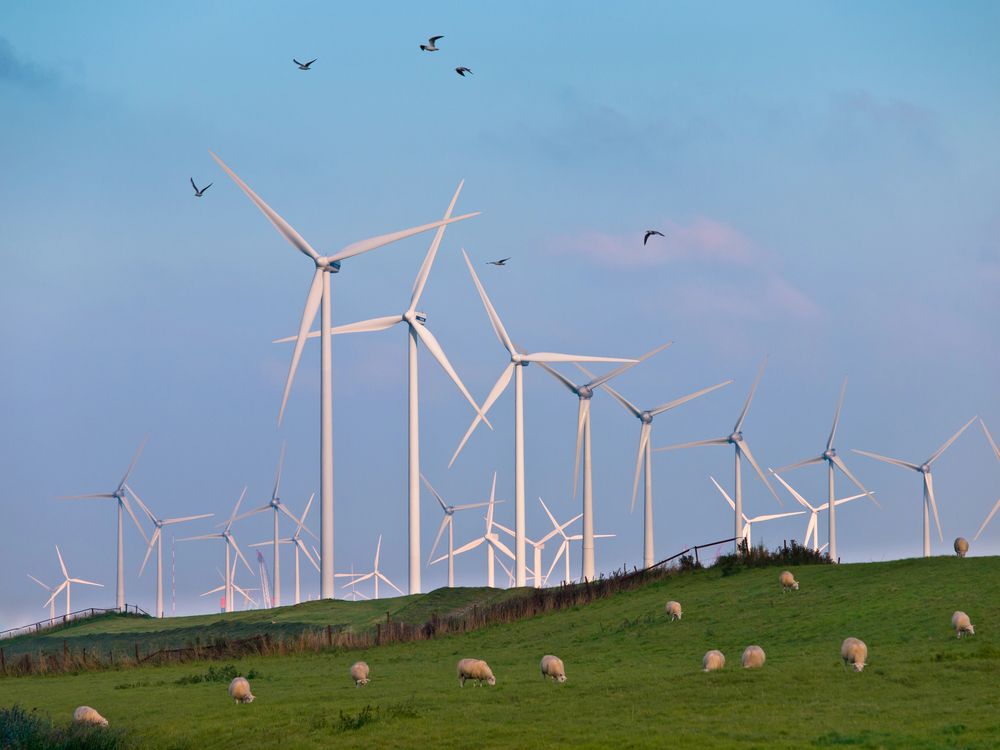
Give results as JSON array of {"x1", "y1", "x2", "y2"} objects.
[
  {"x1": 486, "y1": 257, "x2": 510, "y2": 266},
  {"x1": 293, "y1": 58, "x2": 317, "y2": 70},
  {"x1": 190, "y1": 178, "x2": 212, "y2": 197},
  {"x1": 455, "y1": 67, "x2": 472, "y2": 77},
  {"x1": 643, "y1": 230, "x2": 664, "y2": 246},
  {"x1": 420, "y1": 35, "x2": 443, "y2": 52}
]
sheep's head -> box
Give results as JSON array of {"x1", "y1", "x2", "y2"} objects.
[
  {"x1": 486, "y1": 675, "x2": 496, "y2": 685},
  {"x1": 242, "y1": 694, "x2": 255, "y2": 703},
  {"x1": 97, "y1": 716, "x2": 109, "y2": 727},
  {"x1": 967, "y1": 624, "x2": 975, "y2": 635},
  {"x1": 792, "y1": 581, "x2": 800, "y2": 590},
  {"x1": 556, "y1": 674, "x2": 567, "y2": 683},
  {"x1": 852, "y1": 662, "x2": 865, "y2": 672},
  {"x1": 358, "y1": 677, "x2": 369, "y2": 685}
]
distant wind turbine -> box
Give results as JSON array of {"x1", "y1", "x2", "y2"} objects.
[
  {"x1": 251, "y1": 493, "x2": 319, "y2": 605},
  {"x1": 337, "y1": 535, "x2": 404, "y2": 599},
  {"x1": 709, "y1": 477, "x2": 804, "y2": 549},
  {"x1": 422, "y1": 473, "x2": 497, "y2": 588},
  {"x1": 493, "y1": 497, "x2": 581, "y2": 588},
  {"x1": 974, "y1": 419, "x2": 1000, "y2": 542},
  {"x1": 43, "y1": 546, "x2": 103, "y2": 616},
  {"x1": 27, "y1": 574, "x2": 57, "y2": 621},
  {"x1": 431, "y1": 474, "x2": 512, "y2": 587},
  {"x1": 537, "y1": 496, "x2": 613, "y2": 586},
  {"x1": 770, "y1": 470, "x2": 868, "y2": 552}
]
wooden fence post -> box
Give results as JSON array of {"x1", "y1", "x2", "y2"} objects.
[
  {"x1": 134, "y1": 642, "x2": 140, "y2": 662},
  {"x1": 326, "y1": 624, "x2": 332, "y2": 647},
  {"x1": 1, "y1": 647, "x2": 6, "y2": 674}
]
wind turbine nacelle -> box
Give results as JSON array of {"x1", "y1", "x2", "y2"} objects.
[
  {"x1": 319, "y1": 258, "x2": 342, "y2": 273},
  {"x1": 414, "y1": 311, "x2": 428, "y2": 324}
]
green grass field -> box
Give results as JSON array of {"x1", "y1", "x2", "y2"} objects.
[{"x1": 2, "y1": 556, "x2": 998, "y2": 749}]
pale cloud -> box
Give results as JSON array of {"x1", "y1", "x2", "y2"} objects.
[{"x1": 671, "y1": 274, "x2": 823, "y2": 323}]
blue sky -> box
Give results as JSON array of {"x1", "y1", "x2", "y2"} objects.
[{"x1": 1, "y1": 1, "x2": 998, "y2": 627}]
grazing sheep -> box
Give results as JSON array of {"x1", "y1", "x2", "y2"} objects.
[
  {"x1": 664, "y1": 600, "x2": 683, "y2": 621},
  {"x1": 702, "y1": 650, "x2": 725, "y2": 672},
  {"x1": 741, "y1": 645, "x2": 766, "y2": 669},
  {"x1": 779, "y1": 570, "x2": 799, "y2": 592},
  {"x1": 540, "y1": 654, "x2": 567, "y2": 683},
  {"x1": 457, "y1": 658, "x2": 496, "y2": 687},
  {"x1": 351, "y1": 661, "x2": 370, "y2": 686},
  {"x1": 228, "y1": 676, "x2": 255, "y2": 703},
  {"x1": 841, "y1": 637, "x2": 867, "y2": 672},
  {"x1": 954, "y1": 537, "x2": 969, "y2": 557},
  {"x1": 952, "y1": 611, "x2": 975, "y2": 639},
  {"x1": 73, "y1": 706, "x2": 108, "y2": 727}
]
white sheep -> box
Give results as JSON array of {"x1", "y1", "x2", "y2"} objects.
[
  {"x1": 540, "y1": 654, "x2": 567, "y2": 683},
  {"x1": 952, "y1": 611, "x2": 975, "y2": 639},
  {"x1": 741, "y1": 645, "x2": 766, "y2": 669},
  {"x1": 457, "y1": 658, "x2": 496, "y2": 687},
  {"x1": 702, "y1": 650, "x2": 725, "y2": 672},
  {"x1": 664, "y1": 600, "x2": 682, "y2": 621},
  {"x1": 228, "y1": 676, "x2": 255, "y2": 703},
  {"x1": 779, "y1": 570, "x2": 799, "y2": 592},
  {"x1": 954, "y1": 537, "x2": 969, "y2": 557},
  {"x1": 351, "y1": 661, "x2": 370, "y2": 686},
  {"x1": 840, "y1": 637, "x2": 867, "y2": 672},
  {"x1": 73, "y1": 706, "x2": 108, "y2": 727}
]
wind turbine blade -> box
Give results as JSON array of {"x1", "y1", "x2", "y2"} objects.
[
  {"x1": 295, "y1": 493, "x2": 316, "y2": 535},
  {"x1": 70, "y1": 578, "x2": 103, "y2": 587},
  {"x1": 27, "y1": 575, "x2": 51, "y2": 592},
  {"x1": 124, "y1": 484, "x2": 154, "y2": 523},
  {"x1": 769, "y1": 470, "x2": 816, "y2": 512},
  {"x1": 328, "y1": 213, "x2": 480, "y2": 264},
  {"x1": 449, "y1": 364, "x2": 514, "y2": 468},
  {"x1": 209, "y1": 151, "x2": 321, "y2": 260},
  {"x1": 377, "y1": 572, "x2": 406, "y2": 596},
  {"x1": 489, "y1": 537, "x2": 516, "y2": 560},
  {"x1": 427, "y1": 516, "x2": 451, "y2": 564},
  {"x1": 462, "y1": 248, "x2": 515, "y2": 354},
  {"x1": 200, "y1": 585, "x2": 225, "y2": 597},
  {"x1": 572, "y1": 399, "x2": 587, "y2": 500},
  {"x1": 830, "y1": 455, "x2": 880, "y2": 508},
  {"x1": 297, "y1": 539, "x2": 320, "y2": 571},
  {"x1": 650, "y1": 380, "x2": 733, "y2": 417},
  {"x1": 522, "y1": 353, "x2": 636, "y2": 364},
  {"x1": 340, "y1": 572, "x2": 375, "y2": 588},
  {"x1": 593, "y1": 378, "x2": 642, "y2": 418},
  {"x1": 827, "y1": 377, "x2": 848, "y2": 451},
  {"x1": 773, "y1": 456, "x2": 824, "y2": 473},
  {"x1": 544, "y1": 541, "x2": 568, "y2": 584},
  {"x1": 974, "y1": 498, "x2": 1000, "y2": 541},
  {"x1": 492, "y1": 520, "x2": 516, "y2": 538},
  {"x1": 629, "y1": 422, "x2": 652, "y2": 513},
  {"x1": 329, "y1": 315, "x2": 405, "y2": 337},
  {"x1": 162, "y1": 513, "x2": 214, "y2": 525},
  {"x1": 709, "y1": 476, "x2": 736, "y2": 511},
  {"x1": 452, "y1": 501, "x2": 495, "y2": 511},
  {"x1": 738, "y1": 440, "x2": 782, "y2": 506},
  {"x1": 138, "y1": 528, "x2": 160, "y2": 577},
  {"x1": 410, "y1": 180, "x2": 463, "y2": 312},
  {"x1": 413, "y1": 322, "x2": 493, "y2": 428},
  {"x1": 850, "y1": 449, "x2": 919, "y2": 472},
  {"x1": 117, "y1": 434, "x2": 150, "y2": 492},
  {"x1": 56, "y1": 493, "x2": 116, "y2": 500},
  {"x1": 44, "y1": 583, "x2": 67, "y2": 608},
  {"x1": 231, "y1": 505, "x2": 272, "y2": 524},
  {"x1": 177, "y1": 533, "x2": 222, "y2": 542},
  {"x1": 654, "y1": 437, "x2": 729, "y2": 452},
  {"x1": 374, "y1": 535, "x2": 382, "y2": 570},
  {"x1": 449, "y1": 537, "x2": 485, "y2": 557},
  {"x1": 751, "y1": 511, "x2": 806, "y2": 523},
  {"x1": 229, "y1": 536, "x2": 255, "y2": 576},
  {"x1": 537, "y1": 496, "x2": 563, "y2": 534},
  {"x1": 981, "y1": 419, "x2": 1000, "y2": 463},
  {"x1": 486, "y1": 472, "x2": 498, "y2": 529},
  {"x1": 925, "y1": 473, "x2": 944, "y2": 544},
  {"x1": 55, "y1": 545, "x2": 68, "y2": 579},
  {"x1": 421, "y1": 474, "x2": 449, "y2": 512},
  {"x1": 279, "y1": 268, "x2": 324, "y2": 424},
  {"x1": 833, "y1": 493, "x2": 868, "y2": 506},
  {"x1": 276, "y1": 503, "x2": 302, "y2": 526},
  {"x1": 734, "y1": 356, "x2": 768, "y2": 433},
  {"x1": 587, "y1": 341, "x2": 673, "y2": 389},
  {"x1": 120, "y1": 496, "x2": 150, "y2": 544},
  {"x1": 272, "y1": 441, "x2": 286, "y2": 502},
  {"x1": 927, "y1": 416, "x2": 977, "y2": 466},
  {"x1": 536, "y1": 361, "x2": 580, "y2": 394}
]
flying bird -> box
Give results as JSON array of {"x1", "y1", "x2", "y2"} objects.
[
  {"x1": 293, "y1": 58, "x2": 317, "y2": 70},
  {"x1": 643, "y1": 230, "x2": 664, "y2": 245},
  {"x1": 486, "y1": 257, "x2": 510, "y2": 266},
  {"x1": 455, "y1": 67, "x2": 472, "y2": 77},
  {"x1": 190, "y1": 178, "x2": 212, "y2": 197},
  {"x1": 420, "y1": 35, "x2": 443, "y2": 52}
]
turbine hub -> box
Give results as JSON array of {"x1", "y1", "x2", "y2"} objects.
[
  {"x1": 920, "y1": 464, "x2": 931, "y2": 474},
  {"x1": 824, "y1": 449, "x2": 836, "y2": 459},
  {"x1": 640, "y1": 411, "x2": 653, "y2": 424},
  {"x1": 577, "y1": 385, "x2": 594, "y2": 399},
  {"x1": 317, "y1": 257, "x2": 342, "y2": 273},
  {"x1": 730, "y1": 431, "x2": 743, "y2": 443}
]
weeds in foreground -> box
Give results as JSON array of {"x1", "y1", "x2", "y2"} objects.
[
  {"x1": 715, "y1": 540, "x2": 831, "y2": 576},
  {"x1": 0, "y1": 704, "x2": 135, "y2": 750}
]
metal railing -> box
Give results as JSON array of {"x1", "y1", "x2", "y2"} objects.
[
  {"x1": 644, "y1": 536, "x2": 743, "y2": 571},
  {"x1": 0, "y1": 604, "x2": 150, "y2": 641}
]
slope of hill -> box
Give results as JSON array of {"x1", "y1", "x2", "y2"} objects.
[{"x1": 1, "y1": 556, "x2": 998, "y2": 749}]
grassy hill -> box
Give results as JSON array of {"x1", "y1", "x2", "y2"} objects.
[{"x1": 2, "y1": 556, "x2": 999, "y2": 749}]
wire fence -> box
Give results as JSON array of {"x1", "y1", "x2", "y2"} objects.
[{"x1": 0, "y1": 604, "x2": 149, "y2": 642}]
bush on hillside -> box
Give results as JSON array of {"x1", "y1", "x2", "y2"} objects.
[
  {"x1": 0, "y1": 704, "x2": 135, "y2": 750},
  {"x1": 715, "y1": 540, "x2": 831, "y2": 576}
]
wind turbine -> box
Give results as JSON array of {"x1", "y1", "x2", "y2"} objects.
[
  {"x1": 578, "y1": 363, "x2": 732, "y2": 568},
  {"x1": 421, "y1": 474, "x2": 497, "y2": 588},
  {"x1": 57, "y1": 436, "x2": 150, "y2": 610},
  {"x1": 709, "y1": 477, "x2": 804, "y2": 549},
  {"x1": 341, "y1": 564, "x2": 370, "y2": 601},
  {"x1": 27, "y1": 574, "x2": 57, "y2": 621},
  {"x1": 537, "y1": 343, "x2": 668, "y2": 581},
  {"x1": 337, "y1": 535, "x2": 404, "y2": 599},
  {"x1": 769, "y1": 470, "x2": 869, "y2": 552},
  {"x1": 773, "y1": 378, "x2": 878, "y2": 562},
  {"x1": 179, "y1": 487, "x2": 254, "y2": 613},
  {"x1": 251, "y1": 493, "x2": 319, "y2": 605},
  {"x1": 852, "y1": 417, "x2": 976, "y2": 557},
  {"x1": 43, "y1": 546, "x2": 103, "y2": 616},
  {"x1": 537, "y1": 497, "x2": 614, "y2": 585},
  {"x1": 201, "y1": 560, "x2": 257, "y2": 611},
  {"x1": 493, "y1": 498, "x2": 581, "y2": 588},
  {"x1": 450, "y1": 248, "x2": 636, "y2": 585},
  {"x1": 233, "y1": 443, "x2": 312, "y2": 607},
  {"x1": 211, "y1": 152, "x2": 480, "y2": 599},
  {"x1": 973, "y1": 419, "x2": 1000, "y2": 543},
  {"x1": 431, "y1": 474, "x2": 513, "y2": 587},
  {"x1": 276, "y1": 182, "x2": 490, "y2": 596},
  {"x1": 656, "y1": 357, "x2": 781, "y2": 553},
  {"x1": 130, "y1": 488, "x2": 213, "y2": 618}
]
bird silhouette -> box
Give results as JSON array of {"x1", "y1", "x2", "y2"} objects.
[
  {"x1": 486, "y1": 257, "x2": 510, "y2": 266},
  {"x1": 643, "y1": 230, "x2": 664, "y2": 245},
  {"x1": 420, "y1": 35, "x2": 443, "y2": 51},
  {"x1": 293, "y1": 58, "x2": 317, "y2": 70},
  {"x1": 455, "y1": 67, "x2": 473, "y2": 77},
  {"x1": 190, "y1": 178, "x2": 212, "y2": 197}
]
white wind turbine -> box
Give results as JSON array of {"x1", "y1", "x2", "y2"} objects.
[
  {"x1": 277, "y1": 182, "x2": 490, "y2": 596},
  {"x1": 130, "y1": 489, "x2": 213, "y2": 618},
  {"x1": 537, "y1": 497, "x2": 614, "y2": 586},
  {"x1": 211, "y1": 152, "x2": 480, "y2": 599},
  {"x1": 201, "y1": 560, "x2": 257, "y2": 611},
  {"x1": 578, "y1": 363, "x2": 732, "y2": 568},
  {"x1": 421, "y1": 474, "x2": 498, "y2": 588},
  {"x1": 656, "y1": 357, "x2": 782, "y2": 553},
  {"x1": 537, "y1": 343, "x2": 669, "y2": 582},
  {"x1": 431, "y1": 474, "x2": 513, "y2": 587},
  {"x1": 493, "y1": 497, "x2": 581, "y2": 588},
  {"x1": 337, "y1": 535, "x2": 404, "y2": 599},
  {"x1": 450, "y1": 249, "x2": 636, "y2": 585},
  {"x1": 341, "y1": 564, "x2": 370, "y2": 601},
  {"x1": 709, "y1": 477, "x2": 805, "y2": 549},
  {"x1": 58, "y1": 436, "x2": 150, "y2": 610},
  {"x1": 852, "y1": 416, "x2": 976, "y2": 557},
  {"x1": 27, "y1": 574, "x2": 57, "y2": 621},
  {"x1": 773, "y1": 378, "x2": 878, "y2": 562},
  {"x1": 233, "y1": 444, "x2": 312, "y2": 607},
  {"x1": 973, "y1": 419, "x2": 1000, "y2": 543},
  {"x1": 251, "y1": 493, "x2": 319, "y2": 605},
  {"x1": 43, "y1": 546, "x2": 104, "y2": 616},
  {"x1": 179, "y1": 487, "x2": 254, "y2": 613},
  {"x1": 769, "y1": 470, "x2": 869, "y2": 552}
]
